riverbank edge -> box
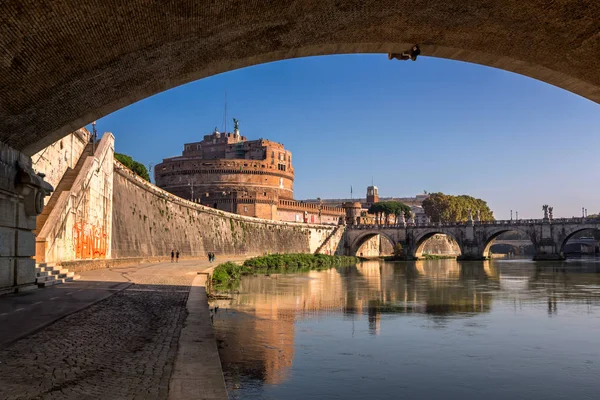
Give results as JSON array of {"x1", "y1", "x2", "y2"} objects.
[{"x1": 168, "y1": 273, "x2": 228, "y2": 400}]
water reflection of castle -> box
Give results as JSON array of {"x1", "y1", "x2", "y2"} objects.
[
  {"x1": 212, "y1": 261, "x2": 498, "y2": 386},
  {"x1": 212, "y1": 261, "x2": 600, "y2": 388}
]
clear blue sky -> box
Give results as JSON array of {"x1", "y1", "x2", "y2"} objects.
[{"x1": 93, "y1": 54, "x2": 600, "y2": 220}]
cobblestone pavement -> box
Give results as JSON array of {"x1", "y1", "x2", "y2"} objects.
[{"x1": 0, "y1": 258, "x2": 245, "y2": 400}]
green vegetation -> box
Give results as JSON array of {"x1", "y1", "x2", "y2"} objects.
[
  {"x1": 368, "y1": 201, "x2": 412, "y2": 224},
  {"x1": 211, "y1": 254, "x2": 360, "y2": 290},
  {"x1": 115, "y1": 152, "x2": 151, "y2": 181},
  {"x1": 422, "y1": 192, "x2": 494, "y2": 223}
]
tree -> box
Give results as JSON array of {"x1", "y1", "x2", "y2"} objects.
[
  {"x1": 368, "y1": 201, "x2": 411, "y2": 224},
  {"x1": 422, "y1": 192, "x2": 494, "y2": 223},
  {"x1": 115, "y1": 152, "x2": 150, "y2": 182}
]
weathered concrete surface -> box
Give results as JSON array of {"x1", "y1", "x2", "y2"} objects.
[
  {"x1": 168, "y1": 274, "x2": 228, "y2": 400},
  {"x1": 36, "y1": 133, "x2": 114, "y2": 264},
  {"x1": 0, "y1": 1, "x2": 599, "y2": 154},
  {"x1": 0, "y1": 258, "x2": 235, "y2": 399},
  {"x1": 112, "y1": 162, "x2": 335, "y2": 259}
]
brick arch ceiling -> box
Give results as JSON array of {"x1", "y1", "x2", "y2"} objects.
[{"x1": 1, "y1": 1, "x2": 599, "y2": 155}]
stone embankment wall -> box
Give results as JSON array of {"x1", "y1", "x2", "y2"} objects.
[
  {"x1": 112, "y1": 164, "x2": 335, "y2": 259},
  {"x1": 315, "y1": 225, "x2": 346, "y2": 255},
  {"x1": 32, "y1": 128, "x2": 91, "y2": 202},
  {"x1": 36, "y1": 134, "x2": 114, "y2": 263},
  {"x1": 421, "y1": 234, "x2": 461, "y2": 256}
]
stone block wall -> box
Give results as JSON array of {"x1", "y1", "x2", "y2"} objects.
[
  {"x1": 0, "y1": 141, "x2": 52, "y2": 293},
  {"x1": 112, "y1": 164, "x2": 335, "y2": 258},
  {"x1": 36, "y1": 134, "x2": 114, "y2": 264}
]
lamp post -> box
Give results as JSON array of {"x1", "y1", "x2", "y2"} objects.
[
  {"x1": 318, "y1": 197, "x2": 323, "y2": 224},
  {"x1": 516, "y1": 211, "x2": 519, "y2": 221},
  {"x1": 188, "y1": 181, "x2": 194, "y2": 202},
  {"x1": 510, "y1": 210, "x2": 513, "y2": 221},
  {"x1": 91, "y1": 121, "x2": 97, "y2": 153}
]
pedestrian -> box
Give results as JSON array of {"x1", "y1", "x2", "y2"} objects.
[
  {"x1": 176, "y1": 250, "x2": 180, "y2": 263},
  {"x1": 212, "y1": 252, "x2": 216, "y2": 263},
  {"x1": 171, "y1": 249, "x2": 175, "y2": 263},
  {"x1": 208, "y1": 252, "x2": 212, "y2": 263}
]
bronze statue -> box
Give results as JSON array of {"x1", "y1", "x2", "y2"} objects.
[{"x1": 233, "y1": 118, "x2": 239, "y2": 131}]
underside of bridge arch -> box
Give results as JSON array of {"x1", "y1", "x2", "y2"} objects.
[
  {"x1": 482, "y1": 229, "x2": 534, "y2": 259},
  {"x1": 413, "y1": 232, "x2": 461, "y2": 259},
  {"x1": 2, "y1": 1, "x2": 600, "y2": 154},
  {"x1": 559, "y1": 228, "x2": 600, "y2": 256},
  {"x1": 353, "y1": 233, "x2": 395, "y2": 258}
]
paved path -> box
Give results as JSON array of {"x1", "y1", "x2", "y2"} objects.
[{"x1": 0, "y1": 257, "x2": 245, "y2": 400}]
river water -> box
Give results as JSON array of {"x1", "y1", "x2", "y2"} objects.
[{"x1": 210, "y1": 259, "x2": 600, "y2": 399}]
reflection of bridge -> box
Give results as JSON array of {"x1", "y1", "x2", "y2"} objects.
[
  {"x1": 344, "y1": 218, "x2": 600, "y2": 260},
  {"x1": 493, "y1": 238, "x2": 598, "y2": 255}
]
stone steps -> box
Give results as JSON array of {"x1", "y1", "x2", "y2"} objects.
[{"x1": 35, "y1": 263, "x2": 80, "y2": 288}]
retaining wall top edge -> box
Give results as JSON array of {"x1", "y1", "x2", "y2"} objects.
[{"x1": 114, "y1": 159, "x2": 335, "y2": 230}]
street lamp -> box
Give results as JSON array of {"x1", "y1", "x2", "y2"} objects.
[
  {"x1": 188, "y1": 181, "x2": 194, "y2": 202},
  {"x1": 510, "y1": 210, "x2": 513, "y2": 221},
  {"x1": 318, "y1": 197, "x2": 323, "y2": 224},
  {"x1": 516, "y1": 211, "x2": 519, "y2": 221}
]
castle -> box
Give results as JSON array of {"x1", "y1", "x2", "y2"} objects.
[
  {"x1": 155, "y1": 122, "x2": 345, "y2": 223},
  {"x1": 155, "y1": 121, "x2": 431, "y2": 226}
]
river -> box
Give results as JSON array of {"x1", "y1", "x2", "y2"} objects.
[{"x1": 210, "y1": 258, "x2": 600, "y2": 399}]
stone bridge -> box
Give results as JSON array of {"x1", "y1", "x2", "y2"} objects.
[{"x1": 344, "y1": 218, "x2": 600, "y2": 260}]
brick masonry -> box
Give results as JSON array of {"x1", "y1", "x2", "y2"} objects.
[{"x1": 1, "y1": 1, "x2": 599, "y2": 155}]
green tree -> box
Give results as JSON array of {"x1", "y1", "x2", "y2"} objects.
[
  {"x1": 368, "y1": 201, "x2": 411, "y2": 224},
  {"x1": 115, "y1": 152, "x2": 150, "y2": 182},
  {"x1": 422, "y1": 192, "x2": 494, "y2": 223}
]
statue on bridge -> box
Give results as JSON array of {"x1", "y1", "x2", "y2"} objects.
[
  {"x1": 543, "y1": 204, "x2": 549, "y2": 219},
  {"x1": 476, "y1": 209, "x2": 481, "y2": 222},
  {"x1": 548, "y1": 206, "x2": 553, "y2": 220}
]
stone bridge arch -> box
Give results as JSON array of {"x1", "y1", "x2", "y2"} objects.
[
  {"x1": 479, "y1": 227, "x2": 536, "y2": 259},
  {"x1": 1, "y1": 2, "x2": 599, "y2": 154},
  {"x1": 349, "y1": 230, "x2": 397, "y2": 257},
  {"x1": 410, "y1": 228, "x2": 462, "y2": 259},
  {"x1": 556, "y1": 223, "x2": 600, "y2": 254}
]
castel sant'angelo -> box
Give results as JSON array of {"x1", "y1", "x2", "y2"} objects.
[{"x1": 155, "y1": 120, "x2": 345, "y2": 223}]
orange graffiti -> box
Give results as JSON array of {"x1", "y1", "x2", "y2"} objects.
[{"x1": 73, "y1": 222, "x2": 107, "y2": 259}]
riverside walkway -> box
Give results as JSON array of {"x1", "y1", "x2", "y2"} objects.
[{"x1": 0, "y1": 257, "x2": 244, "y2": 400}]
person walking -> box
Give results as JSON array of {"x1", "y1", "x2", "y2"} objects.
[
  {"x1": 176, "y1": 250, "x2": 180, "y2": 263},
  {"x1": 207, "y1": 252, "x2": 212, "y2": 263},
  {"x1": 171, "y1": 250, "x2": 175, "y2": 263}
]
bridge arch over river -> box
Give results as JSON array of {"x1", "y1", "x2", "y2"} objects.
[
  {"x1": 1, "y1": 3, "x2": 599, "y2": 292},
  {"x1": 1, "y1": 1, "x2": 599, "y2": 154},
  {"x1": 344, "y1": 218, "x2": 600, "y2": 261}
]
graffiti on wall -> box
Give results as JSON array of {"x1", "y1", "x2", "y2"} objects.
[{"x1": 73, "y1": 222, "x2": 107, "y2": 259}]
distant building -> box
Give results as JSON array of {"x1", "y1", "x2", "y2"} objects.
[
  {"x1": 303, "y1": 187, "x2": 430, "y2": 225},
  {"x1": 155, "y1": 124, "x2": 344, "y2": 223}
]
